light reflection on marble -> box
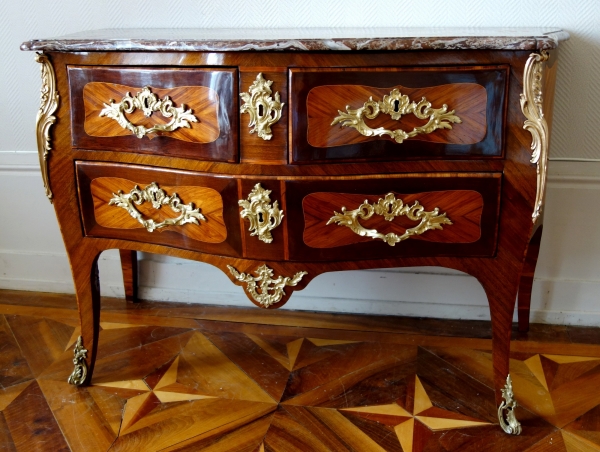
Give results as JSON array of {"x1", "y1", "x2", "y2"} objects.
[{"x1": 21, "y1": 27, "x2": 569, "y2": 52}]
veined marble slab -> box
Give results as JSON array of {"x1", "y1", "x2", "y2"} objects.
[{"x1": 21, "y1": 27, "x2": 569, "y2": 52}]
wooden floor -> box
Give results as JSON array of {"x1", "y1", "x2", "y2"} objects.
[{"x1": 1, "y1": 290, "x2": 600, "y2": 451}]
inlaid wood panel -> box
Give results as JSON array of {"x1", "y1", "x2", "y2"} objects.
[
  {"x1": 90, "y1": 177, "x2": 227, "y2": 243},
  {"x1": 69, "y1": 66, "x2": 238, "y2": 162},
  {"x1": 290, "y1": 66, "x2": 508, "y2": 163},
  {"x1": 1, "y1": 295, "x2": 599, "y2": 452},
  {"x1": 76, "y1": 162, "x2": 242, "y2": 257},
  {"x1": 83, "y1": 82, "x2": 220, "y2": 142},
  {"x1": 307, "y1": 83, "x2": 487, "y2": 147},
  {"x1": 303, "y1": 190, "x2": 483, "y2": 248},
  {"x1": 286, "y1": 173, "x2": 501, "y2": 261}
]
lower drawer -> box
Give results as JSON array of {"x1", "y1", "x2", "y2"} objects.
[
  {"x1": 285, "y1": 173, "x2": 501, "y2": 261},
  {"x1": 76, "y1": 162, "x2": 241, "y2": 257}
]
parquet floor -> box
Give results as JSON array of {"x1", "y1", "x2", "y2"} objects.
[{"x1": 1, "y1": 290, "x2": 600, "y2": 451}]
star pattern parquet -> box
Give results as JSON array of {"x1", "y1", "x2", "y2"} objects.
[{"x1": 1, "y1": 292, "x2": 600, "y2": 451}]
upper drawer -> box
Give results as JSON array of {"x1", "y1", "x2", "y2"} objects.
[
  {"x1": 290, "y1": 66, "x2": 507, "y2": 163},
  {"x1": 68, "y1": 66, "x2": 238, "y2": 162}
]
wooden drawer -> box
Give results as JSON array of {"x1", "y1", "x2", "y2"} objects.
[
  {"x1": 285, "y1": 173, "x2": 501, "y2": 261},
  {"x1": 290, "y1": 66, "x2": 507, "y2": 163},
  {"x1": 76, "y1": 162, "x2": 241, "y2": 256},
  {"x1": 69, "y1": 66, "x2": 238, "y2": 162}
]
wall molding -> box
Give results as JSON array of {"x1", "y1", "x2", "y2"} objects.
[{"x1": 0, "y1": 152, "x2": 40, "y2": 172}]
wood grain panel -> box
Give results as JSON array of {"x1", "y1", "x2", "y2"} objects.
[
  {"x1": 303, "y1": 190, "x2": 483, "y2": 248},
  {"x1": 83, "y1": 82, "x2": 220, "y2": 143},
  {"x1": 90, "y1": 177, "x2": 227, "y2": 243},
  {"x1": 291, "y1": 66, "x2": 508, "y2": 163},
  {"x1": 68, "y1": 66, "x2": 238, "y2": 162},
  {"x1": 2, "y1": 382, "x2": 70, "y2": 452},
  {"x1": 308, "y1": 83, "x2": 486, "y2": 148}
]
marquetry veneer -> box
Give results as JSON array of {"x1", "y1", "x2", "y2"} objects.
[{"x1": 22, "y1": 28, "x2": 568, "y2": 435}]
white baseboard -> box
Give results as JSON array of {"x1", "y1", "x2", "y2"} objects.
[
  {"x1": 2, "y1": 248, "x2": 600, "y2": 326},
  {"x1": 1, "y1": 153, "x2": 600, "y2": 326}
]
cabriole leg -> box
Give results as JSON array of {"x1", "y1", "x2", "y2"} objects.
[
  {"x1": 481, "y1": 274, "x2": 522, "y2": 435},
  {"x1": 119, "y1": 249, "x2": 139, "y2": 303},
  {"x1": 68, "y1": 250, "x2": 101, "y2": 386},
  {"x1": 517, "y1": 226, "x2": 543, "y2": 332}
]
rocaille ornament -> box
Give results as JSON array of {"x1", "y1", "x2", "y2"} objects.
[
  {"x1": 100, "y1": 86, "x2": 198, "y2": 139},
  {"x1": 327, "y1": 192, "x2": 452, "y2": 246},
  {"x1": 331, "y1": 88, "x2": 461, "y2": 144}
]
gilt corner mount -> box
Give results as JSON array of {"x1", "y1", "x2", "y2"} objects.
[
  {"x1": 521, "y1": 50, "x2": 550, "y2": 224},
  {"x1": 35, "y1": 53, "x2": 59, "y2": 203}
]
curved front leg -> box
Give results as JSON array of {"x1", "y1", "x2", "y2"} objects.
[
  {"x1": 478, "y1": 271, "x2": 522, "y2": 435},
  {"x1": 517, "y1": 226, "x2": 543, "y2": 332},
  {"x1": 68, "y1": 248, "x2": 102, "y2": 386},
  {"x1": 119, "y1": 249, "x2": 139, "y2": 303}
]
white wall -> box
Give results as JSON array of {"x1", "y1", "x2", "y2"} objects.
[{"x1": 1, "y1": 0, "x2": 600, "y2": 325}]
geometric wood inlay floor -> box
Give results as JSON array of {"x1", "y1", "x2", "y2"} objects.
[{"x1": 1, "y1": 290, "x2": 600, "y2": 451}]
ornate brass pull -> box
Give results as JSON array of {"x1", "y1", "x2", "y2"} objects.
[
  {"x1": 327, "y1": 193, "x2": 452, "y2": 246},
  {"x1": 227, "y1": 264, "x2": 307, "y2": 308},
  {"x1": 331, "y1": 89, "x2": 461, "y2": 144},
  {"x1": 100, "y1": 86, "x2": 198, "y2": 138},
  {"x1": 109, "y1": 182, "x2": 206, "y2": 232},
  {"x1": 239, "y1": 183, "x2": 283, "y2": 244},
  {"x1": 240, "y1": 73, "x2": 284, "y2": 140}
]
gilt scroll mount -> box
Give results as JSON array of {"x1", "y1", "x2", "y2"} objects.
[
  {"x1": 99, "y1": 86, "x2": 198, "y2": 139},
  {"x1": 331, "y1": 88, "x2": 461, "y2": 144},
  {"x1": 327, "y1": 192, "x2": 452, "y2": 246},
  {"x1": 521, "y1": 51, "x2": 550, "y2": 223},
  {"x1": 239, "y1": 183, "x2": 283, "y2": 244},
  {"x1": 109, "y1": 182, "x2": 206, "y2": 232},
  {"x1": 227, "y1": 264, "x2": 307, "y2": 308},
  {"x1": 35, "y1": 53, "x2": 59, "y2": 203},
  {"x1": 240, "y1": 73, "x2": 284, "y2": 141},
  {"x1": 498, "y1": 375, "x2": 522, "y2": 435},
  {"x1": 67, "y1": 336, "x2": 88, "y2": 386}
]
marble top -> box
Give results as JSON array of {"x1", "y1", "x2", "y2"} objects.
[{"x1": 21, "y1": 28, "x2": 569, "y2": 52}]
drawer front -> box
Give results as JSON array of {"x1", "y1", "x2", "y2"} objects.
[
  {"x1": 69, "y1": 66, "x2": 238, "y2": 162},
  {"x1": 291, "y1": 66, "x2": 507, "y2": 163},
  {"x1": 76, "y1": 162, "x2": 241, "y2": 256},
  {"x1": 285, "y1": 174, "x2": 501, "y2": 261}
]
